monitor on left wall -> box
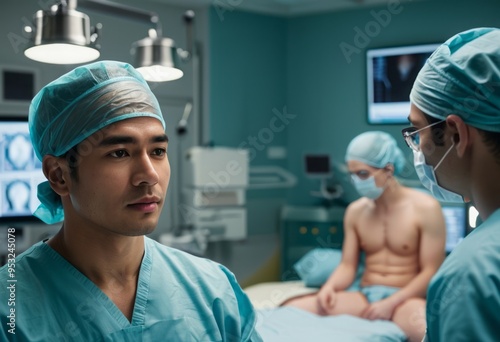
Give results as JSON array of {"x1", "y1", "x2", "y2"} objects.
[{"x1": 0, "y1": 116, "x2": 44, "y2": 223}]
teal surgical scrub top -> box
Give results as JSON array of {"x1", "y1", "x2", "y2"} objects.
[
  {"x1": 425, "y1": 209, "x2": 500, "y2": 342},
  {"x1": 0, "y1": 237, "x2": 262, "y2": 341}
]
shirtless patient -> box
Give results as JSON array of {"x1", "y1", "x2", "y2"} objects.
[{"x1": 284, "y1": 131, "x2": 446, "y2": 342}]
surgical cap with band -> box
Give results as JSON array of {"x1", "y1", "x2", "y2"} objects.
[
  {"x1": 410, "y1": 27, "x2": 500, "y2": 132},
  {"x1": 345, "y1": 131, "x2": 406, "y2": 175},
  {"x1": 29, "y1": 60, "x2": 166, "y2": 224}
]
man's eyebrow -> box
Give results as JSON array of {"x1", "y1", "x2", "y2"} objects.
[
  {"x1": 98, "y1": 134, "x2": 169, "y2": 146},
  {"x1": 153, "y1": 134, "x2": 169, "y2": 143}
]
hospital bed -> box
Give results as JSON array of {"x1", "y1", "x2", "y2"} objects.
[{"x1": 244, "y1": 248, "x2": 408, "y2": 342}]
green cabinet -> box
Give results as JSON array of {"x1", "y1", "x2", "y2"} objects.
[{"x1": 280, "y1": 206, "x2": 345, "y2": 281}]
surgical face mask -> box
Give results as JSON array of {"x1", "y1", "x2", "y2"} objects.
[
  {"x1": 351, "y1": 175, "x2": 385, "y2": 200},
  {"x1": 413, "y1": 145, "x2": 463, "y2": 203}
]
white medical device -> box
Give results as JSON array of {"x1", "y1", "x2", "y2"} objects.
[{"x1": 182, "y1": 146, "x2": 248, "y2": 241}]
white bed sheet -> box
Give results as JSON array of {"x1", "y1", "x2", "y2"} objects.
[{"x1": 245, "y1": 281, "x2": 407, "y2": 342}]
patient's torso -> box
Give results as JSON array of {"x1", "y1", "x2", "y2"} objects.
[{"x1": 355, "y1": 193, "x2": 421, "y2": 288}]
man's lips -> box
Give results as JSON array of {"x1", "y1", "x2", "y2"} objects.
[
  {"x1": 129, "y1": 196, "x2": 161, "y2": 205},
  {"x1": 128, "y1": 196, "x2": 162, "y2": 212}
]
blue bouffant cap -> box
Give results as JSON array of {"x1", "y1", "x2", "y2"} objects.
[
  {"x1": 410, "y1": 27, "x2": 500, "y2": 132},
  {"x1": 345, "y1": 131, "x2": 406, "y2": 175}
]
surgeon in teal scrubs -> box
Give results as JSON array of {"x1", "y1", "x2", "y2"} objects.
[
  {"x1": 404, "y1": 27, "x2": 500, "y2": 341},
  {"x1": 0, "y1": 61, "x2": 262, "y2": 341}
]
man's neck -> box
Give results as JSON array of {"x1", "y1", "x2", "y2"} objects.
[
  {"x1": 47, "y1": 226, "x2": 145, "y2": 286},
  {"x1": 377, "y1": 178, "x2": 405, "y2": 206},
  {"x1": 47, "y1": 225, "x2": 145, "y2": 321}
]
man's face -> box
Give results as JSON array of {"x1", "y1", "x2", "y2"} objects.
[
  {"x1": 407, "y1": 104, "x2": 441, "y2": 158},
  {"x1": 64, "y1": 117, "x2": 170, "y2": 236},
  {"x1": 347, "y1": 160, "x2": 389, "y2": 188}
]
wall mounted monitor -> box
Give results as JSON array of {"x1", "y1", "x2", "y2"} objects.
[
  {"x1": 441, "y1": 202, "x2": 468, "y2": 254},
  {"x1": 304, "y1": 154, "x2": 332, "y2": 178},
  {"x1": 366, "y1": 43, "x2": 440, "y2": 124},
  {"x1": 0, "y1": 116, "x2": 43, "y2": 223}
]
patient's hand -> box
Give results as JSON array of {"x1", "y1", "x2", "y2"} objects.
[
  {"x1": 317, "y1": 286, "x2": 337, "y2": 315},
  {"x1": 360, "y1": 298, "x2": 396, "y2": 321}
]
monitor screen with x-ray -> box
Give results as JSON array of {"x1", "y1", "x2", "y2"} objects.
[{"x1": 0, "y1": 117, "x2": 44, "y2": 223}]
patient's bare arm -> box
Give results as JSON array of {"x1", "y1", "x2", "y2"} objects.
[{"x1": 317, "y1": 204, "x2": 361, "y2": 313}]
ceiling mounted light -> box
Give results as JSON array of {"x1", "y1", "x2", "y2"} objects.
[
  {"x1": 23, "y1": 0, "x2": 194, "y2": 82},
  {"x1": 24, "y1": 2, "x2": 100, "y2": 64},
  {"x1": 132, "y1": 32, "x2": 184, "y2": 82}
]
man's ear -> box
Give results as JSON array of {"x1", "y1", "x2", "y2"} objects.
[
  {"x1": 42, "y1": 155, "x2": 69, "y2": 196},
  {"x1": 385, "y1": 163, "x2": 395, "y2": 175},
  {"x1": 446, "y1": 115, "x2": 471, "y2": 158}
]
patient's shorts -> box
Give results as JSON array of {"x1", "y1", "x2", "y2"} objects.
[{"x1": 360, "y1": 285, "x2": 400, "y2": 303}]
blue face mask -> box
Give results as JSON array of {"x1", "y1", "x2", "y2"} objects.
[
  {"x1": 413, "y1": 147, "x2": 463, "y2": 203},
  {"x1": 351, "y1": 175, "x2": 385, "y2": 199}
]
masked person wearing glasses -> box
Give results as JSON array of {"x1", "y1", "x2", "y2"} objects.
[
  {"x1": 285, "y1": 131, "x2": 446, "y2": 342},
  {"x1": 405, "y1": 27, "x2": 500, "y2": 342}
]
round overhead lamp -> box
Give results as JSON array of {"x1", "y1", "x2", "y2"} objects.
[
  {"x1": 132, "y1": 32, "x2": 185, "y2": 82},
  {"x1": 24, "y1": 4, "x2": 100, "y2": 65}
]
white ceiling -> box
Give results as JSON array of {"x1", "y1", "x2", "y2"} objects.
[{"x1": 148, "y1": 0, "x2": 424, "y2": 16}]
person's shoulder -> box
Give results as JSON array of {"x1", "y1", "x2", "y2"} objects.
[
  {"x1": 346, "y1": 197, "x2": 372, "y2": 213},
  {"x1": 439, "y1": 227, "x2": 499, "y2": 278},
  {"x1": 343, "y1": 197, "x2": 373, "y2": 227},
  {"x1": 0, "y1": 242, "x2": 45, "y2": 278},
  {"x1": 405, "y1": 187, "x2": 441, "y2": 209},
  {"x1": 431, "y1": 235, "x2": 499, "y2": 309},
  {"x1": 146, "y1": 237, "x2": 223, "y2": 271},
  {"x1": 145, "y1": 238, "x2": 240, "y2": 292}
]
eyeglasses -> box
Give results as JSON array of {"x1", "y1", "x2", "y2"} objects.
[
  {"x1": 402, "y1": 120, "x2": 446, "y2": 152},
  {"x1": 349, "y1": 167, "x2": 386, "y2": 181}
]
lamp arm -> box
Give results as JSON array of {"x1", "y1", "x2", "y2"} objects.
[
  {"x1": 179, "y1": 10, "x2": 195, "y2": 61},
  {"x1": 77, "y1": 0, "x2": 162, "y2": 35},
  {"x1": 63, "y1": 0, "x2": 78, "y2": 10}
]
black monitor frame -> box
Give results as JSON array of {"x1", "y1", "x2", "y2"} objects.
[
  {"x1": 304, "y1": 154, "x2": 332, "y2": 179},
  {"x1": 366, "y1": 43, "x2": 440, "y2": 125}
]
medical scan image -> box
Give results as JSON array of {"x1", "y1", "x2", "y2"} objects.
[
  {"x1": 2, "y1": 179, "x2": 31, "y2": 215},
  {"x1": 2, "y1": 133, "x2": 35, "y2": 171}
]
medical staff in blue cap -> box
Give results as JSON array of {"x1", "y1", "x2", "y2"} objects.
[
  {"x1": 405, "y1": 27, "x2": 500, "y2": 341},
  {"x1": 0, "y1": 60, "x2": 262, "y2": 341}
]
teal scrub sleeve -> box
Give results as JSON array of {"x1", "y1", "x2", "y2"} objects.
[
  {"x1": 218, "y1": 265, "x2": 263, "y2": 342},
  {"x1": 426, "y1": 256, "x2": 500, "y2": 341}
]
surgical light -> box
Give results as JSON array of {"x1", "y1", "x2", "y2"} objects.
[{"x1": 23, "y1": 0, "x2": 193, "y2": 82}]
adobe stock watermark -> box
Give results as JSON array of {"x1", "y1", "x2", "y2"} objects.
[
  {"x1": 185, "y1": 105, "x2": 297, "y2": 204},
  {"x1": 339, "y1": 0, "x2": 407, "y2": 64},
  {"x1": 177, "y1": 106, "x2": 297, "y2": 219},
  {"x1": 238, "y1": 106, "x2": 296, "y2": 162},
  {"x1": 7, "y1": 0, "x2": 56, "y2": 55},
  {"x1": 212, "y1": 0, "x2": 244, "y2": 22},
  {"x1": 281, "y1": 234, "x2": 341, "y2": 282},
  {"x1": 5, "y1": 228, "x2": 17, "y2": 335}
]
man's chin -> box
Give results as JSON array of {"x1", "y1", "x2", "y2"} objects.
[{"x1": 122, "y1": 224, "x2": 157, "y2": 237}]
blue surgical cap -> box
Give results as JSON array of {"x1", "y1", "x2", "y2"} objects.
[
  {"x1": 410, "y1": 27, "x2": 500, "y2": 132},
  {"x1": 29, "y1": 60, "x2": 166, "y2": 224},
  {"x1": 345, "y1": 131, "x2": 406, "y2": 175}
]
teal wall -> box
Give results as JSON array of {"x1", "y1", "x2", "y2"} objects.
[
  {"x1": 209, "y1": 9, "x2": 288, "y2": 165},
  {"x1": 209, "y1": 0, "x2": 500, "y2": 234},
  {"x1": 209, "y1": 9, "x2": 290, "y2": 235}
]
